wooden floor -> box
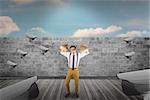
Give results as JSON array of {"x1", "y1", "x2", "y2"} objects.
[
  {"x1": 34, "y1": 79, "x2": 143, "y2": 100},
  {"x1": 0, "y1": 79, "x2": 143, "y2": 100},
  {"x1": 0, "y1": 79, "x2": 22, "y2": 89}
]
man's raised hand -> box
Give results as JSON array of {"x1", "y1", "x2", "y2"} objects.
[
  {"x1": 60, "y1": 44, "x2": 69, "y2": 52},
  {"x1": 80, "y1": 44, "x2": 89, "y2": 54}
]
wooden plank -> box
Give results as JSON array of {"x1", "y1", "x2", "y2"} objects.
[
  {"x1": 104, "y1": 80, "x2": 130, "y2": 100},
  {"x1": 92, "y1": 79, "x2": 109, "y2": 100},
  {"x1": 33, "y1": 79, "x2": 50, "y2": 100},
  {"x1": 78, "y1": 80, "x2": 89, "y2": 100},
  {"x1": 96, "y1": 80, "x2": 117, "y2": 100},
  {"x1": 109, "y1": 80, "x2": 143, "y2": 100},
  {"x1": 86, "y1": 79, "x2": 103, "y2": 100},
  {"x1": 45, "y1": 80, "x2": 61, "y2": 100},
  {"x1": 41, "y1": 80, "x2": 55, "y2": 100},
  {"x1": 82, "y1": 79, "x2": 93, "y2": 100},
  {"x1": 59, "y1": 80, "x2": 66, "y2": 100},
  {"x1": 55, "y1": 80, "x2": 64, "y2": 100}
]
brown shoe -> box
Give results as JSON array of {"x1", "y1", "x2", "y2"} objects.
[
  {"x1": 75, "y1": 93, "x2": 79, "y2": 97},
  {"x1": 65, "y1": 93, "x2": 70, "y2": 97}
]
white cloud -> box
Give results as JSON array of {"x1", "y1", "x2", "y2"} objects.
[
  {"x1": 0, "y1": 16, "x2": 20, "y2": 35},
  {"x1": 72, "y1": 25, "x2": 122, "y2": 38},
  {"x1": 117, "y1": 30, "x2": 147, "y2": 38},
  {"x1": 27, "y1": 27, "x2": 51, "y2": 37},
  {"x1": 105, "y1": 25, "x2": 122, "y2": 33}
]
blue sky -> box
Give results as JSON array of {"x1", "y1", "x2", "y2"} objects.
[{"x1": 0, "y1": 0, "x2": 149, "y2": 37}]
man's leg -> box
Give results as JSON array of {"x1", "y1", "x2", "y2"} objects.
[
  {"x1": 65, "y1": 69, "x2": 72, "y2": 94},
  {"x1": 73, "y1": 69, "x2": 79, "y2": 95}
]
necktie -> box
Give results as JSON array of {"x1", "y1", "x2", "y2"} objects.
[{"x1": 72, "y1": 54, "x2": 75, "y2": 70}]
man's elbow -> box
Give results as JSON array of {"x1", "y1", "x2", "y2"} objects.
[
  {"x1": 86, "y1": 49, "x2": 90, "y2": 54},
  {"x1": 86, "y1": 52, "x2": 90, "y2": 56},
  {"x1": 60, "y1": 51, "x2": 64, "y2": 55}
]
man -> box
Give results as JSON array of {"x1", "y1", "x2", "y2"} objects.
[{"x1": 60, "y1": 44, "x2": 90, "y2": 97}]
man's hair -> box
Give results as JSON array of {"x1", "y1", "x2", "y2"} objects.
[{"x1": 70, "y1": 45, "x2": 76, "y2": 49}]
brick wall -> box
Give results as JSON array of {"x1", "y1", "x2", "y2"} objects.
[{"x1": 0, "y1": 37, "x2": 149, "y2": 77}]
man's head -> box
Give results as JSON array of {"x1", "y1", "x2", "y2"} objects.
[{"x1": 70, "y1": 45, "x2": 77, "y2": 53}]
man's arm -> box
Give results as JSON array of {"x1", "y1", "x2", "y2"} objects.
[
  {"x1": 80, "y1": 44, "x2": 90, "y2": 58},
  {"x1": 80, "y1": 49, "x2": 90, "y2": 58},
  {"x1": 59, "y1": 44, "x2": 69, "y2": 57}
]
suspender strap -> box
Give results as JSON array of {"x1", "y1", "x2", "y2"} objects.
[
  {"x1": 76, "y1": 52, "x2": 78, "y2": 67},
  {"x1": 69, "y1": 52, "x2": 71, "y2": 67}
]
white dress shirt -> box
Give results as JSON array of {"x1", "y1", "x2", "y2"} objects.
[{"x1": 60, "y1": 50, "x2": 89, "y2": 68}]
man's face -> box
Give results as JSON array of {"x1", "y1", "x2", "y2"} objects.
[{"x1": 70, "y1": 47, "x2": 77, "y2": 53}]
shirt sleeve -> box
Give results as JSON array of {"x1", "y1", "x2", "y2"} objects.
[
  {"x1": 60, "y1": 52, "x2": 70, "y2": 57},
  {"x1": 80, "y1": 49, "x2": 90, "y2": 58}
]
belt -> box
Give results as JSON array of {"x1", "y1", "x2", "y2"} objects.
[{"x1": 68, "y1": 68, "x2": 78, "y2": 69}]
